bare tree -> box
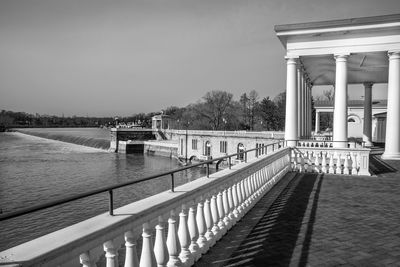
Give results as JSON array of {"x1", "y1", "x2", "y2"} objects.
[{"x1": 195, "y1": 90, "x2": 233, "y2": 130}]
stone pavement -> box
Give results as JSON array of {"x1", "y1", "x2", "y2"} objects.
[{"x1": 194, "y1": 153, "x2": 400, "y2": 266}]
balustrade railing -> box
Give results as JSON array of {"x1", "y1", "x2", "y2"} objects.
[
  {"x1": 0, "y1": 144, "x2": 290, "y2": 266},
  {"x1": 296, "y1": 140, "x2": 362, "y2": 149},
  {"x1": 291, "y1": 146, "x2": 370, "y2": 176}
]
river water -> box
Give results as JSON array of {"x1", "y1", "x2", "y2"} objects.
[{"x1": 0, "y1": 129, "x2": 205, "y2": 251}]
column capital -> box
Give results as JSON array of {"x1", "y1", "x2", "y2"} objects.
[
  {"x1": 285, "y1": 56, "x2": 299, "y2": 64},
  {"x1": 388, "y1": 51, "x2": 400, "y2": 60},
  {"x1": 363, "y1": 82, "x2": 374, "y2": 88},
  {"x1": 334, "y1": 53, "x2": 350, "y2": 61}
]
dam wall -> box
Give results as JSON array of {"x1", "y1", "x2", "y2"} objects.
[{"x1": 16, "y1": 129, "x2": 110, "y2": 150}]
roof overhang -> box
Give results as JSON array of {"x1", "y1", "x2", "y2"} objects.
[{"x1": 275, "y1": 14, "x2": 400, "y2": 85}]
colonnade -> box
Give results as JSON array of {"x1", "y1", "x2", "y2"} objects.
[
  {"x1": 285, "y1": 51, "x2": 400, "y2": 157},
  {"x1": 285, "y1": 57, "x2": 312, "y2": 146}
]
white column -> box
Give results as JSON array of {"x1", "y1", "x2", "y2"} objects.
[
  {"x1": 315, "y1": 111, "x2": 320, "y2": 133},
  {"x1": 333, "y1": 54, "x2": 349, "y2": 148},
  {"x1": 309, "y1": 82, "x2": 313, "y2": 136},
  {"x1": 363, "y1": 82, "x2": 373, "y2": 147},
  {"x1": 284, "y1": 56, "x2": 298, "y2": 146},
  {"x1": 301, "y1": 76, "x2": 306, "y2": 138},
  {"x1": 297, "y1": 68, "x2": 302, "y2": 138},
  {"x1": 382, "y1": 51, "x2": 400, "y2": 160},
  {"x1": 305, "y1": 81, "x2": 310, "y2": 138},
  {"x1": 307, "y1": 82, "x2": 312, "y2": 137}
]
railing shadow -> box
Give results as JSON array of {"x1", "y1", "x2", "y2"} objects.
[
  {"x1": 223, "y1": 173, "x2": 322, "y2": 267},
  {"x1": 369, "y1": 154, "x2": 398, "y2": 175}
]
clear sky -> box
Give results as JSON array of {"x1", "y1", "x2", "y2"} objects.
[{"x1": 1, "y1": 0, "x2": 399, "y2": 117}]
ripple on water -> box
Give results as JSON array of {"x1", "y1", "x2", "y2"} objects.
[{"x1": 0, "y1": 130, "x2": 206, "y2": 251}]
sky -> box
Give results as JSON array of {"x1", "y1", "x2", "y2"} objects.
[{"x1": 1, "y1": 0, "x2": 399, "y2": 117}]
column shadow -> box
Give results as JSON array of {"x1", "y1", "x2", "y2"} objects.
[{"x1": 223, "y1": 173, "x2": 322, "y2": 267}]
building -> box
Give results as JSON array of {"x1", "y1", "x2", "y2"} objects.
[
  {"x1": 314, "y1": 99, "x2": 387, "y2": 141},
  {"x1": 275, "y1": 14, "x2": 400, "y2": 158}
]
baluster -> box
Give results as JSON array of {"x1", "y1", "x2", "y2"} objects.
[
  {"x1": 300, "y1": 154, "x2": 305, "y2": 173},
  {"x1": 232, "y1": 183, "x2": 240, "y2": 220},
  {"x1": 104, "y1": 240, "x2": 119, "y2": 267},
  {"x1": 80, "y1": 252, "x2": 98, "y2": 267},
  {"x1": 292, "y1": 150, "x2": 297, "y2": 171},
  {"x1": 335, "y1": 154, "x2": 342, "y2": 174},
  {"x1": 216, "y1": 191, "x2": 226, "y2": 236},
  {"x1": 259, "y1": 169, "x2": 264, "y2": 191},
  {"x1": 329, "y1": 153, "x2": 335, "y2": 174},
  {"x1": 314, "y1": 152, "x2": 320, "y2": 173},
  {"x1": 321, "y1": 152, "x2": 327, "y2": 173},
  {"x1": 248, "y1": 175, "x2": 255, "y2": 205},
  {"x1": 140, "y1": 223, "x2": 156, "y2": 267},
  {"x1": 351, "y1": 153, "x2": 358, "y2": 175},
  {"x1": 178, "y1": 204, "x2": 193, "y2": 266},
  {"x1": 154, "y1": 216, "x2": 168, "y2": 267},
  {"x1": 188, "y1": 202, "x2": 200, "y2": 261},
  {"x1": 248, "y1": 174, "x2": 256, "y2": 203},
  {"x1": 196, "y1": 199, "x2": 208, "y2": 253},
  {"x1": 227, "y1": 186, "x2": 236, "y2": 225},
  {"x1": 203, "y1": 197, "x2": 215, "y2": 246},
  {"x1": 166, "y1": 210, "x2": 182, "y2": 267},
  {"x1": 124, "y1": 231, "x2": 140, "y2": 267},
  {"x1": 210, "y1": 194, "x2": 221, "y2": 240},
  {"x1": 236, "y1": 181, "x2": 244, "y2": 218},
  {"x1": 240, "y1": 179, "x2": 247, "y2": 213},
  {"x1": 222, "y1": 188, "x2": 232, "y2": 229},
  {"x1": 343, "y1": 154, "x2": 350, "y2": 175},
  {"x1": 304, "y1": 151, "x2": 309, "y2": 172},
  {"x1": 243, "y1": 178, "x2": 250, "y2": 211}
]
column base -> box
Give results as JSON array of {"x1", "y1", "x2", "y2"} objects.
[
  {"x1": 381, "y1": 152, "x2": 400, "y2": 160},
  {"x1": 363, "y1": 141, "x2": 373, "y2": 148},
  {"x1": 286, "y1": 140, "x2": 298, "y2": 147}
]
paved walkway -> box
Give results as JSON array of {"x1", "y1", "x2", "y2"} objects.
[{"x1": 195, "y1": 153, "x2": 400, "y2": 266}]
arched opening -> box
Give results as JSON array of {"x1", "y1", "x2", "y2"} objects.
[
  {"x1": 237, "y1": 143, "x2": 245, "y2": 161},
  {"x1": 204, "y1": 141, "x2": 211, "y2": 156}
]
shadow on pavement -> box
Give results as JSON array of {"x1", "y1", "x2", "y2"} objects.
[{"x1": 224, "y1": 173, "x2": 322, "y2": 267}]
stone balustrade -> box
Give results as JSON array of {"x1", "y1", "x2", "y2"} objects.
[
  {"x1": 0, "y1": 148, "x2": 291, "y2": 267},
  {"x1": 297, "y1": 140, "x2": 362, "y2": 149},
  {"x1": 291, "y1": 147, "x2": 370, "y2": 176}
]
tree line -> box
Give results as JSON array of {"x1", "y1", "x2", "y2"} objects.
[
  {"x1": 1, "y1": 90, "x2": 289, "y2": 131},
  {"x1": 164, "y1": 90, "x2": 286, "y2": 131}
]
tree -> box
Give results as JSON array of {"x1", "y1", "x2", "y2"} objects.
[
  {"x1": 239, "y1": 90, "x2": 260, "y2": 130},
  {"x1": 316, "y1": 88, "x2": 334, "y2": 131},
  {"x1": 195, "y1": 90, "x2": 234, "y2": 130},
  {"x1": 259, "y1": 97, "x2": 278, "y2": 130},
  {"x1": 273, "y1": 92, "x2": 286, "y2": 130}
]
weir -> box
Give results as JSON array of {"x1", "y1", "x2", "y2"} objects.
[{"x1": 16, "y1": 129, "x2": 110, "y2": 150}]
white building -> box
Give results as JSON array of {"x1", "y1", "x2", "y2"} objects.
[
  {"x1": 314, "y1": 99, "x2": 387, "y2": 141},
  {"x1": 275, "y1": 14, "x2": 400, "y2": 159}
]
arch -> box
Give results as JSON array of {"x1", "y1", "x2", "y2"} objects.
[
  {"x1": 188, "y1": 155, "x2": 197, "y2": 162},
  {"x1": 347, "y1": 114, "x2": 361, "y2": 123},
  {"x1": 237, "y1": 143, "x2": 245, "y2": 160},
  {"x1": 204, "y1": 141, "x2": 211, "y2": 156},
  {"x1": 216, "y1": 158, "x2": 225, "y2": 171}
]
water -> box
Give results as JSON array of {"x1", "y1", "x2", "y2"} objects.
[{"x1": 0, "y1": 129, "x2": 205, "y2": 251}]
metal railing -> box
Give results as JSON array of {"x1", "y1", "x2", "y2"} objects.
[{"x1": 0, "y1": 140, "x2": 286, "y2": 222}]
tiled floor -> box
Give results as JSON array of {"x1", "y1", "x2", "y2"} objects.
[{"x1": 195, "y1": 153, "x2": 400, "y2": 266}]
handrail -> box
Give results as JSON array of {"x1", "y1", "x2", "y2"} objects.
[{"x1": 0, "y1": 140, "x2": 286, "y2": 222}]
